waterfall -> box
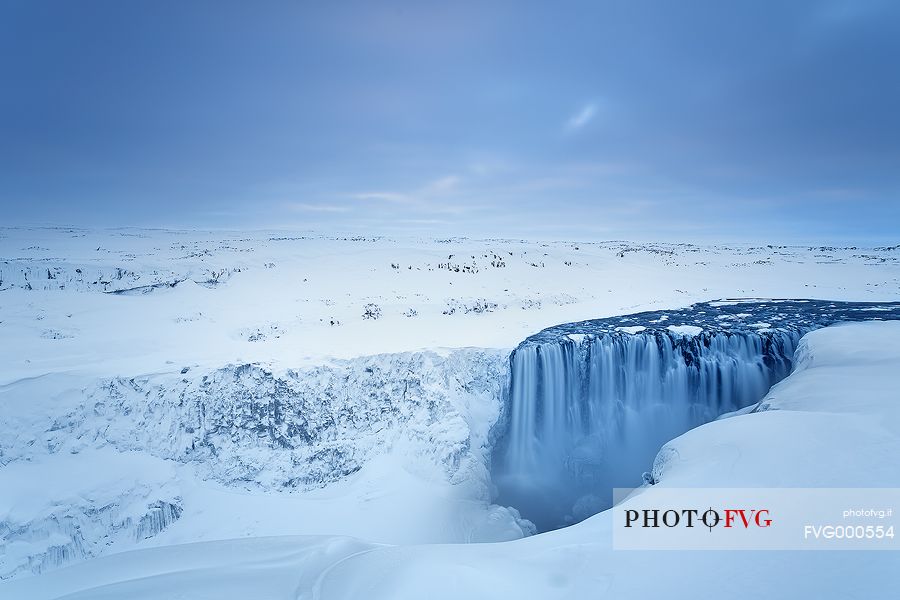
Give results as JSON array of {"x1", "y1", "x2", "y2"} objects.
[
  {"x1": 493, "y1": 328, "x2": 801, "y2": 530},
  {"x1": 492, "y1": 300, "x2": 900, "y2": 531}
]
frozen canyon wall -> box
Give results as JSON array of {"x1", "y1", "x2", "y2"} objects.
[{"x1": 0, "y1": 349, "x2": 508, "y2": 579}]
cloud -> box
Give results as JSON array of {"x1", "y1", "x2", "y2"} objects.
[
  {"x1": 349, "y1": 174, "x2": 462, "y2": 208},
  {"x1": 423, "y1": 175, "x2": 461, "y2": 193},
  {"x1": 396, "y1": 218, "x2": 452, "y2": 226},
  {"x1": 350, "y1": 175, "x2": 460, "y2": 205},
  {"x1": 350, "y1": 191, "x2": 411, "y2": 203},
  {"x1": 285, "y1": 202, "x2": 350, "y2": 213},
  {"x1": 565, "y1": 103, "x2": 597, "y2": 132}
]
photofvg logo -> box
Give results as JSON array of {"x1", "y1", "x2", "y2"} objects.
[
  {"x1": 612, "y1": 488, "x2": 900, "y2": 550},
  {"x1": 624, "y1": 507, "x2": 772, "y2": 531}
]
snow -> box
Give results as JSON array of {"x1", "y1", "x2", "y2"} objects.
[
  {"x1": 0, "y1": 449, "x2": 182, "y2": 579},
  {"x1": 2, "y1": 227, "x2": 900, "y2": 594},
  {"x1": 0, "y1": 349, "x2": 524, "y2": 578},
  {"x1": 2, "y1": 227, "x2": 898, "y2": 383},
  {"x1": 4, "y1": 321, "x2": 900, "y2": 599},
  {"x1": 650, "y1": 321, "x2": 900, "y2": 488},
  {"x1": 666, "y1": 324, "x2": 704, "y2": 336}
]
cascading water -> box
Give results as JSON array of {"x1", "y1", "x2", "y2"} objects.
[{"x1": 492, "y1": 299, "x2": 900, "y2": 531}]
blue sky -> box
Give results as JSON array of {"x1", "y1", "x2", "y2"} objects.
[{"x1": 2, "y1": 0, "x2": 898, "y2": 242}]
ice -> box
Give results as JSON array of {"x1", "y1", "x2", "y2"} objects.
[
  {"x1": 5, "y1": 322, "x2": 900, "y2": 599},
  {"x1": 0, "y1": 349, "x2": 518, "y2": 577},
  {"x1": 0, "y1": 449, "x2": 182, "y2": 579},
  {"x1": 2, "y1": 228, "x2": 900, "y2": 590}
]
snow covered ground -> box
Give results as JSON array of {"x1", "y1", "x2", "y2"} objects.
[
  {"x1": 5, "y1": 321, "x2": 899, "y2": 599},
  {"x1": 2, "y1": 227, "x2": 898, "y2": 380},
  {"x1": 1, "y1": 227, "x2": 899, "y2": 594}
]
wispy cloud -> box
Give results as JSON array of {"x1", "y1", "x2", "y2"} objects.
[
  {"x1": 423, "y1": 175, "x2": 460, "y2": 193},
  {"x1": 284, "y1": 202, "x2": 350, "y2": 213},
  {"x1": 350, "y1": 175, "x2": 460, "y2": 205},
  {"x1": 565, "y1": 103, "x2": 597, "y2": 132},
  {"x1": 350, "y1": 191, "x2": 411, "y2": 203},
  {"x1": 396, "y1": 218, "x2": 452, "y2": 226},
  {"x1": 350, "y1": 174, "x2": 462, "y2": 207}
]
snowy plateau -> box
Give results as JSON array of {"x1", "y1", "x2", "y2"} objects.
[{"x1": 1, "y1": 227, "x2": 900, "y2": 599}]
